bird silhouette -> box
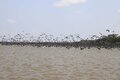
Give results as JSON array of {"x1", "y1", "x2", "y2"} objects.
[{"x1": 106, "y1": 29, "x2": 110, "y2": 32}]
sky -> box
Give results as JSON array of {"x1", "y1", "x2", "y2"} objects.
[{"x1": 0, "y1": 0, "x2": 120, "y2": 38}]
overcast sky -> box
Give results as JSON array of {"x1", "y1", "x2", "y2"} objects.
[{"x1": 0, "y1": 0, "x2": 120, "y2": 38}]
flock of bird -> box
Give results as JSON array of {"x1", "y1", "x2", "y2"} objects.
[{"x1": 0, "y1": 30, "x2": 119, "y2": 50}]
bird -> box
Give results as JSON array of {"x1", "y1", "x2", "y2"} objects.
[
  {"x1": 106, "y1": 29, "x2": 110, "y2": 32},
  {"x1": 80, "y1": 46, "x2": 84, "y2": 50}
]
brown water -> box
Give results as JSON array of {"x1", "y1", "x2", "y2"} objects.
[{"x1": 0, "y1": 45, "x2": 120, "y2": 80}]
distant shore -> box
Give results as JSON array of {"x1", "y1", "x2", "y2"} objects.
[
  {"x1": 0, "y1": 41, "x2": 120, "y2": 49},
  {"x1": 0, "y1": 33, "x2": 120, "y2": 49}
]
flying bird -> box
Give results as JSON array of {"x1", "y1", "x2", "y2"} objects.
[{"x1": 106, "y1": 29, "x2": 110, "y2": 32}]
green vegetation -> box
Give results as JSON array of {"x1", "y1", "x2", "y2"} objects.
[
  {"x1": 97, "y1": 34, "x2": 120, "y2": 44},
  {"x1": 79, "y1": 33, "x2": 120, "y2": 48}
]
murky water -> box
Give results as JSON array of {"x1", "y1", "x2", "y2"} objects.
[{"x1": 0, "y1": 45, "x2": 120, "y2": 80}]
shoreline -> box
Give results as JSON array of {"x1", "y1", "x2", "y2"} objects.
[{"x1": 0, "y1": 42, "x2": 120, "y2": 49}]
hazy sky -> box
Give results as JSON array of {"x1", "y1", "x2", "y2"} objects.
[{"x1": 0, "y1": 0, "x2": 120, "y2": 37}]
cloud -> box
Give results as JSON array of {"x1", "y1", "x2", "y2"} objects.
[
  {"x1": 118, "y1": 9, "x2": 120, "y2": 13},
  {"x1": 54, "y1": 0, "x2": 87, "y2": 7},
  {"x1": 7, "y1": 19, "x2": 16, "y2": 23}
]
